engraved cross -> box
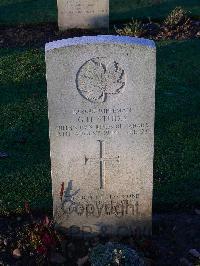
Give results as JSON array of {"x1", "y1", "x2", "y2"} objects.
[{"x1": 85, "y1": 140, "x2": 120, "y2": 189}]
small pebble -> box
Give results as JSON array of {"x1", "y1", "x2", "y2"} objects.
[
  {"x1": 189, "y1": 249, "x2": 200, "y2": 259},
  {"x1": 3, "y1": 239, "x2": 8, "y2": 246},
  {"x1": 13, "y1": 248, "x2": 21, "y2": 259}
]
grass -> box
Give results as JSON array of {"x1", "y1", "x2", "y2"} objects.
[
  {"x1": 110, "y1": 0, "x2": 200, "y2": 22},
  {"x1": 154, "y1": 40, "x2": 200, "y2": 210},
  {"x1": 0, "y1": 0, "x2": 56, "y2": 26},
  {"x1": 0, "y1": 0, "x2": 200, "y2": 214},
  {"x1": 0, "y1": 0, "x2": 200, "y2": 26},
  {"x1": 0, "y1": 40, "x2": 200, "y2": 213},
  {"x1": 0, "y1": 48, "x2": 52, "y2": 213}
]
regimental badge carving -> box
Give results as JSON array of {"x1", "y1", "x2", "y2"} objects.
[{"x1": 76, "y1": 57, "x2": 126, "y2": 103}]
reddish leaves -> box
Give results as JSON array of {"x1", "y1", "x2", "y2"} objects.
[{"x1": 60, "y1": 182, "x2": 65, "y2": 201}]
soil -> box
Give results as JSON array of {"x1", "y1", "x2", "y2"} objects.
[
  {"x1": 152, "y1": 212, "x2": 200, "y2": 265},
  {"x1": 0, "y1": 20, "x2": 199, "y2": 49},
  {"x1": 0, "y1": 23, "x2": 108, "y2": 48},
  {"x1": 0, "y1": 211, "x2": 200, "y2": 265}
]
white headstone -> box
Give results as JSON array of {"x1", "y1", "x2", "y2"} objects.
[
  {"x1": 57, "y1": 0, "x2": 109, "y2": 30},
  {"x1": 45, "y1": 35, "x2": 156, "y2": 236}
]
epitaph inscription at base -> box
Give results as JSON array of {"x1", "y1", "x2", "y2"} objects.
[
  {"x1": 46, "y1": 36, "x2": 156, "y2": 236},
  {"x1": 57, "y1": 0, "x2": 109, "y2": 30}
]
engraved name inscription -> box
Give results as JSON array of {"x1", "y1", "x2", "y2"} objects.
[
  {"x1": 61, "y1": 1, "x2": 108, "y2": 15},
  {"x1": 56, "y1": 106, "x2": 151, "y2": 137}
]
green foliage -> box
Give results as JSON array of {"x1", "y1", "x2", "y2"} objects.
[
  {"x1": 164, "y1": 6, "x2": 190, "y2": 26},
  {"x1": 156, "y1": 7, "x2": 194, "y2": 40},
  {"x1": 115, "y1": 19, "x2": 145, "y2": 37},
  {"x1": 110, "y1": 0, "x2": 200, "y2": 22},
  {"x1": 115, "y1": 6, "x2": 197, "y2": 40}
]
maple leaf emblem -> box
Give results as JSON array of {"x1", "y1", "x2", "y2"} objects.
[{"x1": 77, "y1": 58, "x2": 126, "y2": 103}]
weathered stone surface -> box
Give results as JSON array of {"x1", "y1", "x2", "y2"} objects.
[
  {"x1": 57, "y1": 0, "x2": 109, "y2": 30},
  {"x1": 45, "y1": 35, "x2": 156, "y2": 236}
]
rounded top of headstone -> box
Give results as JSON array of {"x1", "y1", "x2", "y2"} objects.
[{"x1": 45, "y1": 35, "x2": 155, "y2": 52}]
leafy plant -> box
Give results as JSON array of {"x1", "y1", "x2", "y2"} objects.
[
  {"x1": 164, "y1": 7, "x2": 190, "y2": 27},
  {"x1": 89, "y1": 243, "x2": 145, "y2": 266},
  {"x1": 156, "y1": 6, "x2": 194, "y2": 40},
  {"x1": 115, "y1": 19, "x2": 146, "y2": 37},
  {"x1": 12, "y1": 204, "x2": 61, "y2": 265}
]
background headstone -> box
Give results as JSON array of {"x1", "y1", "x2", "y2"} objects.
[
  {"x1": 46, "y1": 35, "x2": 156, "y2": 236},
  {"x1": 57, "y1": 0, "x2": 109, "y2": 30}
]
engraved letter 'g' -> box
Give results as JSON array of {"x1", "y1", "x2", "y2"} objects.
[{"x1": 76, "y1": 57, "x2": 126, "y2": 103}]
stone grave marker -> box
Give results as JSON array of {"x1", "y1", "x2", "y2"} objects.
[
  {"x1": 45, "y1": 35, "x2": 156, "y2": 236},
  {"x1": 57, "y1": 0, "x2": 109, "y2": 30}
]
